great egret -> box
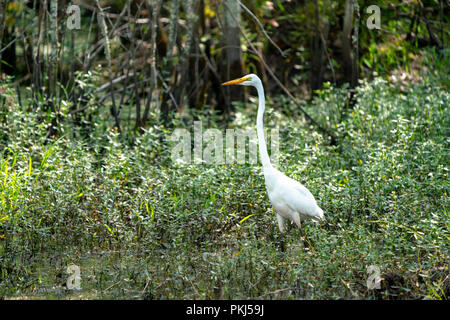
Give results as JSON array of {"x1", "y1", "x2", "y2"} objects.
[{"x1": 222, "y1": 74, "x2": 325, "y2": 234}]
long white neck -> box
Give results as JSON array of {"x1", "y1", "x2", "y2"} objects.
[{"x1": 255, "y1": 81, "x2": 272, "y2": 169}]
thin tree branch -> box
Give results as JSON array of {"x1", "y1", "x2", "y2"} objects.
[
  {"x1": 96, "y1": 0, "x2": 121, "y2": 132},
  {"x1": 236, "y1": 0, "x2": 286, "y2": 58},
  {"x1": 156, "y1": 70, "x2": 179, "y2": 111}
]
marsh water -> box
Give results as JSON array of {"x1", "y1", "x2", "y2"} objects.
[
  {"x1": 3, "y1": 240, "x2": 305, "y2": 300},
  {"x1": 5, "y1": 249, "x2": 157, "y2": 299}
]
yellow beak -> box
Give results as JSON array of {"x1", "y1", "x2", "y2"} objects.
[{"x1": 221, "y1": 76, "x2": 251, "y2": 86}]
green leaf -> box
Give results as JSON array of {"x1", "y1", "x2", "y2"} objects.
[{"x1": 276, "y1": 0, "x2": 285, "y2": 12}]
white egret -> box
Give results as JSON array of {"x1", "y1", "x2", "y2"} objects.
[{"x1": 222, "y1": 74, "x2": 325, "y2": 234}]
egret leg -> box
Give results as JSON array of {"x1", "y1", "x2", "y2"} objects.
[
  {"x1": 276, "y1": 214, "x2": 285, "y2": 233},
  {"x1": 292, "y1": 212, "x2": 302, "y2": 233},
  {"x1": 279, "y1": 237, "x2": 285, "y2": 252},
  {"x1": 276, "y1": 214, "x2": 286, "y2": 252},
  {"x1": 293, "y1": 213, "x2": 310, "y2": 247}
]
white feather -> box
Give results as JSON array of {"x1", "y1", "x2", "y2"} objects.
[{"x1": 224, "y1": 74, "x2": 325, "y2": 232}]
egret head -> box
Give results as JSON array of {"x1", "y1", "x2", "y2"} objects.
[{"x1": 221, "y1": 74, "x2": 261, "y2": 87}]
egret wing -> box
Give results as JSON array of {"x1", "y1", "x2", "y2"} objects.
[
  {"x1": 278, "y1": 175, "x2": 318, "y2": 218},
  {"x1": 284, "y1": 175, "x2": 315, "y2": 202}
]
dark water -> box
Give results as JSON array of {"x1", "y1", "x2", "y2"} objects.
[{"x1": 6, "y1": 249, "x2": 150, "y2": 299}]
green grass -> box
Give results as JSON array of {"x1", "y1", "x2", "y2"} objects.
[{"x1": 0, "y1": 52, "x2": 449, "y2": 299}]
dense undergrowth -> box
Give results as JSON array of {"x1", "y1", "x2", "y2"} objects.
[{"x1": 0, "y1": 51, "x2": 448, "y2": 299}]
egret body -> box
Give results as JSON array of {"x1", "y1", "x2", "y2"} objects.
[{"x1": 222, "y1": 74, "x2": 324, "y2": 233}]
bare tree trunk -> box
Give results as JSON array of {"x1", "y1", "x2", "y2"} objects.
[
  {"x1": 127, "y1": 1, "x2": 143, "y2": 131},
  {"x1": 221, "y1": 0, "x2": 243, "y2": 115},
  {"x1": 96, "y1": 0, "x2": 121, "y2": 132},
  {"x1": 341, "y1": 0, "x2": 357, "y2": 87},
  {"x1": 186, "y1": 0, "x2": 202, "y2": 110},
  {"x1": 172, "y1": 0, "x2": 198, "y2": 115},
  {"x1": 160, "y1": 0, "x2": 179, "y2": 126},
  {"x1": 47, "y1": 0, "x2": 60, "y2": 138},
  {"x1": 0, "y1": 0, "x2": 17, "y2": 75},
  {"x1": 142, "y1": 0, "x2": 161, "y2": 128},
  {"x1": 310, "y1": 0, "x2": 327, "y2": 90},
  {"x1": 167, "y1": 0, "x2": 179, "y2": 59},
  {"x1": 352, "y1": 0, "x2": 360, "y2": 85},
  {"x1": 0, "y1": 0, "x2": 6, "y2": 75},
  {"x1": 32, "y1": 0, "x2": 47, "y2": 109},
  {"x1": 49, "y1": 0, "x2": 59, "y2": 100}
]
